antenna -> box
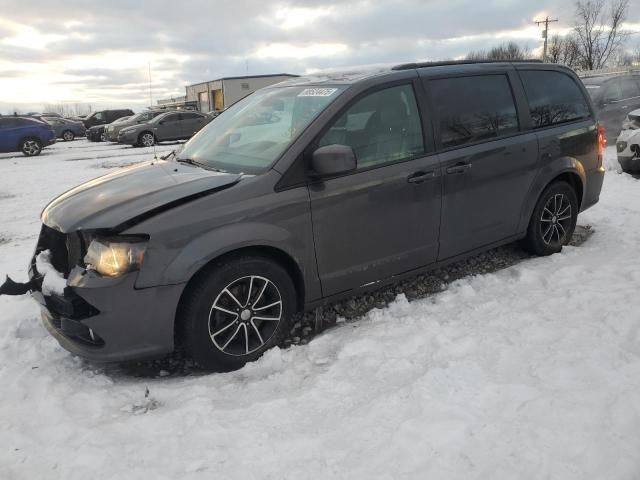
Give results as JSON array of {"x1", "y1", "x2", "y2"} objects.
[{"x1": 148, "y1": 62, "x2": 158, "y2": 160}]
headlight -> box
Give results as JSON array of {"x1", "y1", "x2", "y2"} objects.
[{"x1": 84, "y1": 238, "x2": 147, "y2": 278}]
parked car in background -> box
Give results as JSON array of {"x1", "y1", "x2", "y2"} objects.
[
  {"x1": 582, "y1": 73, "x2": 640, "y2": 142},
  {"x1": 616, "y1": 108, "x2": 640, "y2": 173},
  {"x1": 87, "y1": 116, "x2": 132, "y2": 142},
  {"x1": 0, "y1": 116, "x2": 56, "y2": 156},
  {"x1": 26, "y1": 61, "x2": 605, "y2": 371},
  {"x1": 105, "y1": 110, "x2": 167, "y2": 141},
  {"x1": 43, "y1": 117, "x2": 86, "y2": 141},
  {"x1": 83, "y1": 109, "x2": 134, "y2": 129},
  {"x1": 118, "y1": 111, "x2": 210, "y2": 146}
]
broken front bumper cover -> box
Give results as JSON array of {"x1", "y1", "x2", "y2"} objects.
[{"x1": 22, "y1": 254, "x2": 186, "y2": 363}]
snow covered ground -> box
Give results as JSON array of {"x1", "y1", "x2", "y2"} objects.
[{"x1": 1, "y1": 140, "x2": 639, "y2": 479}]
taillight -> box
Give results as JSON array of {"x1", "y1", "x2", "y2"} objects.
[{"x1": 597, "y1": 123, "x2": 606, "y2": 166}]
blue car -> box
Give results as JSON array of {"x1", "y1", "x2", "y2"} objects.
[
  {"x1": 42, "y1": 117, "x2": 86, "y2": 141},
  {"x1": 0, "y1": 116, "x2": 56, "y2": 156}
]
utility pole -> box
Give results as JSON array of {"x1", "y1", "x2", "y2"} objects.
[{"x1": 535, "y1": 16, "x2": 558, "y2": 62}]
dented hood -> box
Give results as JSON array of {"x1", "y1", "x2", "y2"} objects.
[{"x1": 42, "y1": 160, "x2": 241, "y2": 233}]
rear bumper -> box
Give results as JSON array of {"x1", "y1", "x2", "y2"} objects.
[
  {"x1": 30, "y1": 258, "x2": 185, "y2": 363},
  {"x1": 581, "y1": 166, "x2": 605, "y2": 212}
]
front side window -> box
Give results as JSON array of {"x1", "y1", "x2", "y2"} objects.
[
  {"x1": 94, "y1": 112, "x2": 105, "y2": 121},
  {"x1": 178, "y1": 85, "x2": 346, "y2": 174},
  {"x1": 318, "y1": 84, "x2": 424, "y2": 168},
  {"x1": 431, "y1": 75, "x2": 519, "y2": 148},
  {"x1": 520, "y1": 70, "x2": 590, "y2": 128}
]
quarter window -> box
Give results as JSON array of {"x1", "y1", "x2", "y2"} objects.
[
  {"x1": 431, "y1": 75, "x2": 519, "y2": 148},
  {"x1": 520, "y1": 70, "x2": 590, "y2": 128},
  {"x1": 319, "y1": 84, "x2": 424, "y2": 168}
]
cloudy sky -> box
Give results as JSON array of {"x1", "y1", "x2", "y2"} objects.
[{"x1": 0, "y1": 0, "x2": 639, "y2": 113}]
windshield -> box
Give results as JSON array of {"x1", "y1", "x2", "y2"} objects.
[{"x1": 177, "y1": 85, "x2": 345, "y2": 174}]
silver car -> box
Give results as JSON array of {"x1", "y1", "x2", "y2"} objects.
[
  {"x1": 117, "y1": 111, "x2": 210, "y2": 147},
  {"x1": 105, "y1": 110, "x2": 168, "y2": 141}
]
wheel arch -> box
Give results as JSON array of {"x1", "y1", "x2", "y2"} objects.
[
  {"x1": 16, "y1": 135, "x2": 41, "y2": 151},
  {"x1": 519, "y1": 160, "x2": 586, "y2": 233},
  {"x1": 173, "y1": 244, "x2": 306, "y2": 346}
]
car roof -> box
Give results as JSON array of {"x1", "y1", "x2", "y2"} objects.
[{"x1": 274, "y1": 59, "x2": 547, "y2": 87}]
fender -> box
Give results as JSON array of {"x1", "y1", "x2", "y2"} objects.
[
  {"x1": 135, "y1": 221, "x2": 322, "y2": 304},
  {"x1": 517, "y1": 156, "x2": 586, "y2": 234}
]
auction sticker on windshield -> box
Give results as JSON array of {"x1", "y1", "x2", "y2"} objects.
[{"x1": 298, "y1": 88, "x2": 338, "y2": 97}]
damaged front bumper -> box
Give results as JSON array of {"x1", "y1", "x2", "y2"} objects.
[{"x1": 25, "y1": 225, "x2": 185, "y2": 363}]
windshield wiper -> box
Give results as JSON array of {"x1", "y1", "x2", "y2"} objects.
[{"x1": 175, "y1": 157, "x2": 207, "y2": 169}]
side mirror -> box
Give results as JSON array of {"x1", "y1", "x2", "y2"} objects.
[{"x1": 311, "y1": 144, "x2": 356, "y2": 177}]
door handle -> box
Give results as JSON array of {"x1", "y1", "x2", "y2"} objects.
[
  {"x1": 446, "y1": 163, "x2": 472, "y2": 175},
  {"x1": 407, "y1": 171, "x2": 436, "y2": 183}
]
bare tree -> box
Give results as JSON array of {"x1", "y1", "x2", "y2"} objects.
[
  {"x1": 548, "y1": 34, "x2": 582, "y2": 67},
  {"x1": 573, "y1": 0, "x2": 629, "y2": 70},
  {"x1": 466, "y1": 41, "x2": 531, "y2": 61}
]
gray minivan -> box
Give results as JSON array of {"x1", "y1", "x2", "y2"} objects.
[{"x1": 19, "y1": 61, "x2": 605, "y2": 371}]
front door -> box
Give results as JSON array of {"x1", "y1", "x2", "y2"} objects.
[
  {"x1": 308, "y1": 83, "x2": 442, "y2": 297},
  {"x1": 425, "y1": 74, "x2": 539, "y2": 260}
]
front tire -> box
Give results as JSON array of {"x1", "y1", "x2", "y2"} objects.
[
  {"x1": 62, "y1": 130, "x2": 75, "y2": 141},
  {"x1": 180, "y1": 256, "x2": 297, "y2": 371},
  {"x1": 20, "y1": 138, "x2": 42, "y2": 156},
  {"x1": 523, "y1": 181, "x2": 578, "y2": 256},
  {"x1": 138, "y1": 132, "x2": 155, "y2": 147}
]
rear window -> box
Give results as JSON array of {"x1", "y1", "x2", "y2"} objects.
[
  {"x1": 431, "y1": 74, "x2": 519, "y2": 148},
  {"x1": 520, "y1": 70, "x2": 591, "y2": 128}
]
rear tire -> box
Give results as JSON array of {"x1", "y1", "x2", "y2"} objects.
[
  {"x1": 20, "y1": 137, "x2": 42, "y2": 156},
  {"x1": 179, "y1": 256, "x2": 297, "y2": 372},
  {"x1": 62, "y1": 130, "x2": 75, "y2": 141},
  {"x1": 523, "y1": 181, "x2": 578, "y2": 256}
]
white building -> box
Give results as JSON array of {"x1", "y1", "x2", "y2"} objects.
[{"x1": 184, "y1": 74, "x2": 298, "y2": 113}]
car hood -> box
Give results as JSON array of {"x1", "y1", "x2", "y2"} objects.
[{"x1": 42, "y1": 160, "x2": 242, "y2": 233}]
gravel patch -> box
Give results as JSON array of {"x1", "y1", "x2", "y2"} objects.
[{"x1": 114, "y1": 225, "x2": 594, "y2": 377}]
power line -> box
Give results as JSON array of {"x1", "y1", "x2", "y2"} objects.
[{"x1": 535, "y1": 16, "x2": 559, "y2": 61}]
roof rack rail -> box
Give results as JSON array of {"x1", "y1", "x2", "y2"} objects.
[{"x1": 392, "y1": 59, "x2": 544, "y2": 71}]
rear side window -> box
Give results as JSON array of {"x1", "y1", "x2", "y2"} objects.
[
  {"x1": 319, "y1": 84, "x2": 424, "y2": 168},
  {"x1": 430, "y1": 75, "x2": 519, "y2": 148},
  {"x1": 520, "y1": 70, "x2": 590, "y2": 128}
]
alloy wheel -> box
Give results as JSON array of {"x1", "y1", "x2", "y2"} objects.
[
  {"x1": 99, "y1": 132, "x2": 106, "y2": 142},
  {"x1": 21, "y1": 140, "x2": 41, "y2": 156},
  {"x1": 208, "y1": 275, "x2": 283, "y2": 356},
  {"x1": 63, "y1": 131, "x2": 74, "y2": 141},
  {"x1": 141, "y1": 133, "x2": 155, "y2": 147},
  {"x1": 540, "y1": 193, "x2": 572, "y2": 246}
]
